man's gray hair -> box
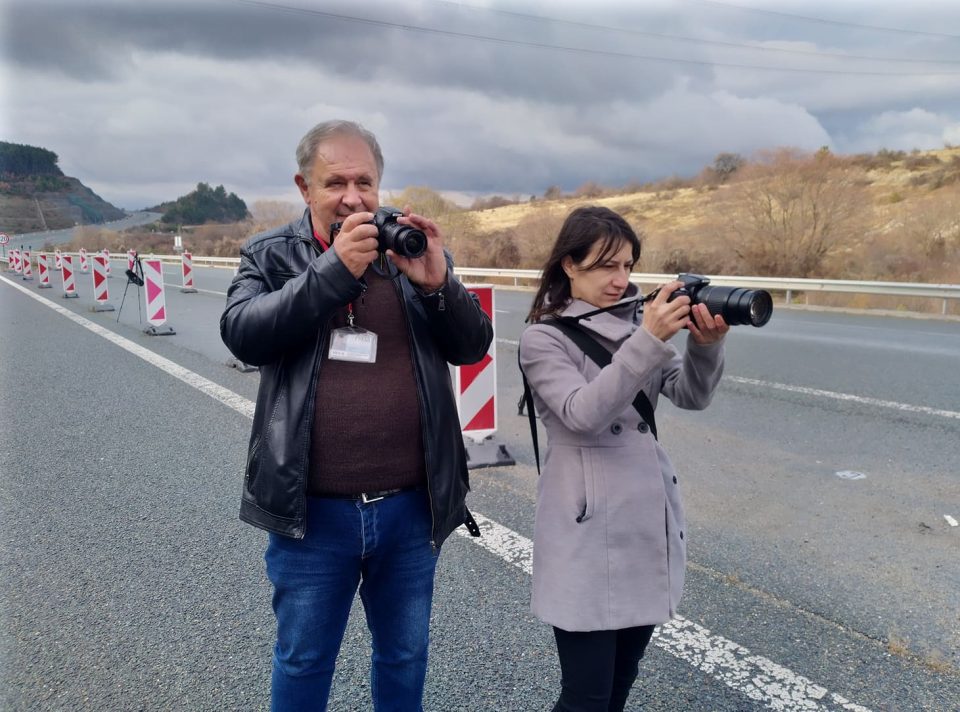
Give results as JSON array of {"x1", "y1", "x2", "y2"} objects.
[{"x1": 295, "y1": 120, "x2": 384, "y2": 182}]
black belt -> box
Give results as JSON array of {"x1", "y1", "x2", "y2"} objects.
[{"x1": 321, "y1": 486, "x2": 421, "y2": 504}]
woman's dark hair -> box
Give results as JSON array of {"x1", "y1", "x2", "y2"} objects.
[{"x1": 527, "y1": 206, "x2": 642, "y2": 322}]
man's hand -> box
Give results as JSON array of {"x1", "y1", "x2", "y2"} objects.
[
  {"x1": 641, "y1": 280, "x2": 692, "y2": 342},
  {"x1": 387, "y1": 207, "x2": 448, "y2": 292},
  {"x1": 333, "y1": 212, "x2": 379, "y2": 279},
  {"x1": 688, "y1": 302, "x2": 729, "y2": 345}
]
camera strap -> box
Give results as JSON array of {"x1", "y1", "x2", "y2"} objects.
[{"x1": 521, "y1": 317, "x2": 658, "y2": 475}]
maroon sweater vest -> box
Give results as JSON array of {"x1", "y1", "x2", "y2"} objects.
[{"x1": 308, "y1": 265, "x2": 427, "y2": 496}]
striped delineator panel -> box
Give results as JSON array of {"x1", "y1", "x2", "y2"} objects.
[
  {"x1": 142, "y1": 258, "x2": 168, "y2": 326},
  {"x1": 456, "y1": 284, "x2": 497, "y2": 442}
]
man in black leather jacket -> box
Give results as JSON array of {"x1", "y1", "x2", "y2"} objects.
[{"x1": 220, "y1": 120, "x2": 492, "y2": 711}]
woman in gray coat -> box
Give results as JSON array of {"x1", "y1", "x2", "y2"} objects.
[{"x1": 519, "y1": 206, "x2": 729, "y2": 711}]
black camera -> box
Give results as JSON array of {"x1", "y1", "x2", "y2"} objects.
[
  {"x1": 371, "y1": 207, "x2": 427, "y2": 258},
  {"x1": 331, "y1": 206, "x2": 427, "y2": 259},
  {"x1": 668, "y1": 273, "x2": 773, "y2": 327}
]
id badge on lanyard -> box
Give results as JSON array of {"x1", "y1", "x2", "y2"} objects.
[{"x1": 328, "y1": 303, "x2": 377, "y2": 363}]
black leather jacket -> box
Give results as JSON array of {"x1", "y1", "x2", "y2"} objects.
[{"x1": 220, "y1": 209, "x2": 493, "y2": 546}]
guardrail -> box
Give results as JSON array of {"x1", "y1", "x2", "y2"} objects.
[
  {"x1": 3, "y1": 253, "x2": 959, "y2": 315},
  {"x1": 449, "y1": 268, "x2": 960, "y2": 315}
]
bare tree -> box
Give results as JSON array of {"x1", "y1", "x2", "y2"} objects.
[
  {"x1": 721, "y1": 149, "x2": 869, "y2": 277},
  {"x1": 713, "y1": 152, "x2": 745, "y2": 183},
  {"x1": 250, "y1": 200, "x2": 303, "y2": 230},
  {"x1": 387, "y1": 186, "x2": 480, "y2": 262},
  {"x1": 898, "y1": 186, "x2": 960, "y2": 274}
]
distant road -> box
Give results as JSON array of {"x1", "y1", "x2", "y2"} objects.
[{"x1": 2, "y1": 211, "x2": 162, "y2": 251}]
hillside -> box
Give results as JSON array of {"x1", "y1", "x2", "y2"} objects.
[
  {"x1": 447, "y1": 145, "x2": 960, "y2": 288},
  {"x1": 148, "y1": 182, "x2": 249, "y2": 226},
  {"x1": 0, "y1": 141, "x2": 126, "y2": 232},
  {"x1": 62, "y1": 144, "x2": 960, "y2": 315}
]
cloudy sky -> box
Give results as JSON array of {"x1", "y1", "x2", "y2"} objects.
[{"x1": 2, "y1": 0, "x2": 960, "y2": 210}]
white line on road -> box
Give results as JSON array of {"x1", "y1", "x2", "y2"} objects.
[
  {"x1": 2, "y1": 276, "x2": 254, "y2": 419},
  {"x1": 2, "y1": 273, "x2": 873, "y2": 711},
  {"x1": 500, "y1": 339, "x2": 959, "y2": 422},
  {"x1": 728, "y1": 376, "x2": 960, "y2": 420},
  {"x1": 161, "y1": 281, "x2": 227, "y2": 298},
  {"x1": 460, "y1": 514, "x2": 872, "y2": 712}
]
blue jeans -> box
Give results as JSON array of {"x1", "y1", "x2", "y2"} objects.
[{"x1": 265, "y1": 490, "x2": 439, "y2": 712}]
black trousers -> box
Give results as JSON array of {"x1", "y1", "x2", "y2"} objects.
[{"x1": 551, "y1": 625, "x2": 656, "y2": 712}]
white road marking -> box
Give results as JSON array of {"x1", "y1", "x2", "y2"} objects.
[
  {"x1": 2, "y1": 276, "x2": 254, "y2": 419},
  {"x1": 460, "y1": 514, "x2": 872, "y2": 712},
  {"x1": 162, "y1": 281, "x2": 227, "y2": 297},
  {"x1": 835, "y1": 471, "x2": 867, "y2": 481},
  {"x1": 2, "y1": 274, "x2": 874, "y2": 711},
  {"x1": 728, "y1": 376, "x2": 960, "y2": 420},
  {"x1": 945, "y1": 515, "x2": 958, "y2": 527}
]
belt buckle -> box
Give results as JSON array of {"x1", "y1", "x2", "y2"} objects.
[{"x1": 360, "y1": 492, "x2": 385, "y2": 504}]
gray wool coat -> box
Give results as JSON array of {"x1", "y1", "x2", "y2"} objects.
[{"x1": 519, "y1": 292, "x2": 725, "y2": 632}]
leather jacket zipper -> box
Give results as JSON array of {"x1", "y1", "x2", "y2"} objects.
[
  {"x1": 296, "y1": 232, "x2": 327, "y2": 539},
  {"x1": 392, "y1": 275, "x2": 438, "y2": 551}
]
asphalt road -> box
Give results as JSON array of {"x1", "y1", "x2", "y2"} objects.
[
  {"x1": 1, "y1": 264, "x2": 958, "y2": 711},
  {"x1": 1, "y1": 212, "x2": 162, "y2": 252}
]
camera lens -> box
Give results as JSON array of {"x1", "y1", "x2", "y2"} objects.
[
  {"x1": 380, "y1": 223, "x2": 427, "y2": 258},
  {"x1": 397, "y1": 228, "x2": 427, "y2": 258},
  {"x1": 696, "y1": 286, "x2": 773, "y2": 327}
]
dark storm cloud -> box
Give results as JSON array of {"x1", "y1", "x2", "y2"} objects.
[
  {"x1": 2, "y1": 0, "x2": 700, "y2": 101},
  {"x1": 3, "y1": 0, "x2": 959, "y2": 209}
]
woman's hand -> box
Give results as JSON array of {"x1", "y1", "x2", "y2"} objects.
[
  {"x1": 642, "y1": 280, "x2": 692, "y2": 342},
  {"x1": 688, "y1": 303, "x2": 729, "y2": 345}
]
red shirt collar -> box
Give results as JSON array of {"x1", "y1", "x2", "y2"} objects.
[{"x1": 313, "y1": 228, "x2": 330, "y2": 252}]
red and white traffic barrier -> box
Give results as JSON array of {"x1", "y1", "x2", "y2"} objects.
[
  {"x1": 141, "y1": 258, "x2": 175, "y2": 335},
  {"x1": 102, "y1": 249, "x2": 111, "y2": 276},
  {"x1": 180, "y1": 251, "x2": 197, "y2": 293},
  {"x1": 12, "y1": 248, "x2": 21, "y2": 274},
  {"x1": 61, "y1": 254, "x2": 78, "y2": 298},
  {"x1": 54, "y1": 248, "x2": 62, "y2": 269},
  {"x1": 90, "y1": 254, "x2": 114, "y2": 311},
  {"x1": 21, "y1": 250, "x2": 33, "y2": 280},
  {"x1": 79, "y1": 247, "x2": 89, "y2": 273},
  {"x1": 127, "y1": 249, "x2": 136, "y2": 272},
  {"x1": 37, "y1": 253, "x2": 52, "y2": 288},
  {"x1": 455, "y1": 285, "x2": 513, "y2": 468}
]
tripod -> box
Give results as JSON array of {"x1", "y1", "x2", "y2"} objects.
[{"x1": 117, "y1": 255, "x2": 144, "y2": 323}]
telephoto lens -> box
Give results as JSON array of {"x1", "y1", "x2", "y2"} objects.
[
  {"x1": 693, "y1": 284, "x2": 773, "y2": 327},
  {"x1": 669, "y1": 274, "x2": 773, "y2": 327}
]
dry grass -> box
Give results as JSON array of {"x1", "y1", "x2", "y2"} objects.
[
  {"x1": 887, "y1": 630, "x2": 910, "y2": 657},
  {"x1": 885, "y1": 631, "x2": 958, "y2": 675},
  {"x1": 58, "y1": 146, "x2": 960, "y2": 315}
]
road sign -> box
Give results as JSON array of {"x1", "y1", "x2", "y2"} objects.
[{"x1": 0, "y1": 232, "x2": 8, "y2": 245}]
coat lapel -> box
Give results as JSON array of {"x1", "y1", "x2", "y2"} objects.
[{"x1": 557, "y1": 284, "x2": 642, "y2": 345}]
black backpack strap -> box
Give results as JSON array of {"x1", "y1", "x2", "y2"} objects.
[
  {"x1": 546, "y1": 318, "x2": 658, "y2": 440},
  {"x1": 463, "y1": 508, "x2": 481, "y2": 537},
  {"x1": 518, "y1": 354, "x2": 543, "y2": 474}
]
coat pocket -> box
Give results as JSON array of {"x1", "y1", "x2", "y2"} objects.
[
  {"x1": 245, "y1": 434, "x2": 262, "y2": 495},
  {"x1": 576, "y1": 447, "x2": 596, "y2": 523}
]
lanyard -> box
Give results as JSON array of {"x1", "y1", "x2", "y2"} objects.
[{"x1": 314, "y1": 228, "x2": 364, "y2": 326}]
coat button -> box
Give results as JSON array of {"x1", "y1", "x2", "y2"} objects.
[
  {"x1": 673, "y1": 476, "x2": 678, "y2": 484},
  {"x1": 637, "y1": 422, "x2": 649, "y2": 434},
  {"x1": 610, "y1": 423, "x2": 622, "y2": 435}
]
